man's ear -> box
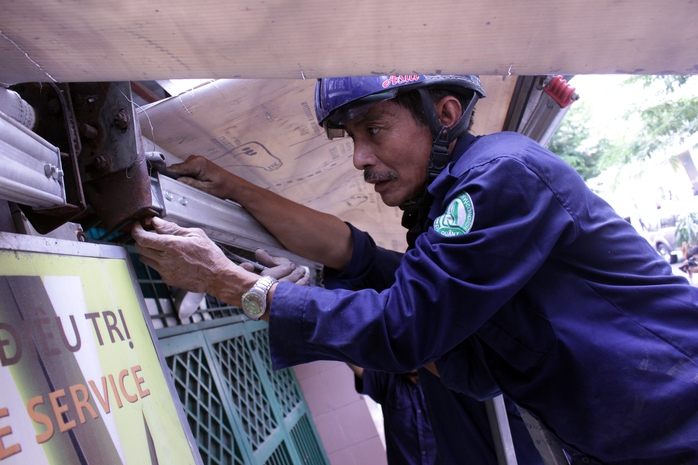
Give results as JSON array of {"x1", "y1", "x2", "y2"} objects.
[{"x1": 435, "y1": 96, "x2": 463, "y2": 128}]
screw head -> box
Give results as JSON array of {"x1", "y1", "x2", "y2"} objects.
[{"x1": 114, "y1": 109, "x2": 129, "y2": 129}]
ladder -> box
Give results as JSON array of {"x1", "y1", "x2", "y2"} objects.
[{"x1": 485, "y1": 395, "x2": 570, "y2": 465}]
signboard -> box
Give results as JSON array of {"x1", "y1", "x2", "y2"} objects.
[{"x1": 0, "y1": 232, "x2": 202, "y2": 465}]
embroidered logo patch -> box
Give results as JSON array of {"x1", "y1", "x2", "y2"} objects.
[{"x1": 434, "y1": 192, "x2": 475, "y2": 237}]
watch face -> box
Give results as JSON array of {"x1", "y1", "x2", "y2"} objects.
[{"x1": 242, "y1": 293, "x2": 265, "y2": 319}]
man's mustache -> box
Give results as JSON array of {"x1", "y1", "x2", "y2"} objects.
[{"x1": 364, "y1": 170, "x2": 398, "y2": 183}]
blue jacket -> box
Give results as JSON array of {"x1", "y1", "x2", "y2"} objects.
[
  {"x1": 325, "y1": 219, "x2": 542, "y2": 464},
  {"x1": 270, "y1": 132, "x2": 698, "y2": 464}
]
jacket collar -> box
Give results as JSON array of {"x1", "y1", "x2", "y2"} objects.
[{"x1": 427, "y1": 133, "x2": 479, "y2": 201}]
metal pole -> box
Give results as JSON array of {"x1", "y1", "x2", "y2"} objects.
[{"x1": 485, "y1": 395, "x2": 519, "y2": 465}]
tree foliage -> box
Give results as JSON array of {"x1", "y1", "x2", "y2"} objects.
[
  {"x1": 620, "y1": 75, "x2": 698, "y2": 161},
  {"x1": 548, "y1": 102, "x2": 604, "y2": 180},
  {"x1": 627, "y1": 75, "x2": 692, "y2": 95},
  {"x1": 675, "y1": 212, "x2": 698, "y2": 249},
  {"x1": 549, "y1": 75, "x2": 698, "y2": 179}
]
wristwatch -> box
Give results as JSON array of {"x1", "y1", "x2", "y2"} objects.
[{"x1": 241, "y1": 275, "x2": 278, "y2": 320}]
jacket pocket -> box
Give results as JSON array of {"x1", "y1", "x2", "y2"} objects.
[{"x1": 475, "y1": 300, "x2": 557, "y2": 372}]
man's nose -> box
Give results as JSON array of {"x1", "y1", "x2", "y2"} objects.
[{"x1": 352, "y1": 142, "x2": 375, "y2": 170}]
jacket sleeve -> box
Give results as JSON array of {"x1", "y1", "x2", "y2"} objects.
[
  {"x1": 357, "y1": 369, "x2": 389, "y2": 405},
  {"x1": 323, "y1": 223, "x2": 403, "y2": 292},
  {"x1": 269, "y1": 153, "x2": 576, "y2": 372}
]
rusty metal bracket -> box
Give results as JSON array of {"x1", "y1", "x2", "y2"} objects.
[{"x1": 71, "y1": 82, "x2": 157, "y2": 229}]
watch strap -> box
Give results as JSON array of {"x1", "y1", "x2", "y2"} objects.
[{"x1": 254, "y1": 275, "x2": 278, "y2": 294}]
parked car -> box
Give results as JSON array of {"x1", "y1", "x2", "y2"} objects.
[
  {"x1": 647, "y1": 227, "x2": 679, "y2": 262},
  {"x1": 643, "y1": 214, "x2": 680, "y2": 263}
]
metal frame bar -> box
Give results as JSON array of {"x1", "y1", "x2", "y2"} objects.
[
  {"x1": 155, "y1": 174, "x2": 322, "y2": 282},
  {"x1": 486, "y1": 395, "x2": 519, "y2": 465},
  {"x1": 0, "y1": 110, "x2": 66, "y2": 208}
]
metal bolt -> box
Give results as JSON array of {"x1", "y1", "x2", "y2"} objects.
[
  {"x1": 79, "y1": 123, "x2": 99, "y2": 139},
  {"x1": 179, "y1": 197, "x2": 188, "y2": 206},
  {"x1": 114, "y1": 109, "x2": 129, "y2": 129},
  {"x1": 89, "y1": 155, "x2": 110, "y2": 173},
  {"x1": 47, "y1": 98, "x2": 61, "y2": 115},
  {"x1": 164, "y1": 191, "x2": 174, "y2": 201},
  {"x1": 43, "y1": 164, "x2": 65, "y2": 181}
]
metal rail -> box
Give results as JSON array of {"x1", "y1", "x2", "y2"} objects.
[{"x1": 154, "y1": 173, "x2": 322, "y2": 285}]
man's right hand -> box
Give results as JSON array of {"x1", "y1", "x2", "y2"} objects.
[
  {"x1": 167, "y1": 155, "x2": 239, "y2": 200},
  {"x1": 241, "y1": 249, "x2": 311, "y2": 286}
]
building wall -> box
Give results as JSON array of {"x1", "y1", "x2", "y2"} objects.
[{"x1": 293, "y1": 361, "x2": 388, "y2": 465}]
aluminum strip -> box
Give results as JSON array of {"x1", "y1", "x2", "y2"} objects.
[
  {"x1": 0, "y1": 140, "x2": 65, "y2": 207},
  {"x1": 0, "y1": 231, "x2": 127, "y2": 259},
  {"x1": 0, "y1": 110, "x2": 59, "y2": 164},
  {"x1": 157, "y1": 174, "x2": 321, "y2": 272},
  {"x1": 0, "y1": 110, "x2": 66, "y2": 208}
]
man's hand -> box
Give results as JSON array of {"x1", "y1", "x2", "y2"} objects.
[
  {"x1": 167, "y1": 155, "x2": 238, "y2": 200},
  {"x1": 242, "y1": 249, "x2": 311, "y2": 286},
  {"x1": 132, "y1": 217, "x2": 257, "y2": 306}
]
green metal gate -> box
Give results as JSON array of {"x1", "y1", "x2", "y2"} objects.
[{"x1": 158, "y1": 320, "x2": 327, "y2": 465}]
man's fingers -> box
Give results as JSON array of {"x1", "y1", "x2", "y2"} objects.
[
  {"x1": 274, "y1": 266, "x2": 309, "y2": 284},
  {"x1": 132, "y1": 221, "x2": 170, "y2": 252},
  {"x1": 133, "y1": 242, "x2": 164, "y2": 259},
  {"x1": 151, "y1": 217, "x2": 188, "y2": 235},
  {"x1": 239, "y1": 262, "x2": 255, "y2": 272},
  {"x1": 168, "y1": 155, "x2": 204, "y2": 176},
  {"x1": 254, "y1": 248, "x2": 286, "y2": 267},
  {"x1": 252, "y1": 248, "x2": 311, "y2": 285},
  {"x1": 261, "y1": 262, "x2": 296, "y2": 280},
  {"x1": 136, "y1": 253, "x2": 159, "y2": 270}
]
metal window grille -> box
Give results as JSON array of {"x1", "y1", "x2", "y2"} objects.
[
  {"x1": 214, "y1": 335, "x2": 277, "y2": 449},
  {"x1": 168, "y1": 347, "x2": 246, "y2": 465}
]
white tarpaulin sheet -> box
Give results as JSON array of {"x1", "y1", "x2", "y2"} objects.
[{"x1": 2, "y1": 0, "x2": 698, "y2": 85}]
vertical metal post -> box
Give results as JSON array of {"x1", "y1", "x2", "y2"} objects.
[
  {"x1": 485, "y1": 394, "x2": 519, "y2": 465},
  {"x1": 517, "y1": 406, "x2": 570, "y2": 465}
]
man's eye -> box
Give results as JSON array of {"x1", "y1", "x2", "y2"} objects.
[{"x1": 368, "y1": 127, "x2": 380, "y2": 136}]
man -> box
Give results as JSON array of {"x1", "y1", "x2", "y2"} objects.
[
  {"x1": 680, "y1": 245, "x2": 698, "y2": 283},
  {"x1": 133, "y1": 75, "x2": 698, "y2": 464},
  {"x1": 347, "y1": 364, "x2": 437, "y2": 465}
]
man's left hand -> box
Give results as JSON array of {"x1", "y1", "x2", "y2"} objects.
[{"x1": 132, "y1": 217, "x2": 256, "y2": 305}]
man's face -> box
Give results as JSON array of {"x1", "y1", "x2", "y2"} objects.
[{"x1": 344, "y1": 100, "x2": 432, "y2": 207}]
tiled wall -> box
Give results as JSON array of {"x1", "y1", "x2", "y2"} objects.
[{"x1": 293, "y1": 361, "x2": 388, "y2": 465}]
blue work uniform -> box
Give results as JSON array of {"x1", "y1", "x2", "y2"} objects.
[
  {"x1": 269, "y1": 132, "x2": 698, "y2": 464},
  {"x1": 357, "y1": 369, "x2": 437, "y2": 465},
  {"x1": 325, "y1": 225, "x2": 542, "y2": 464}
]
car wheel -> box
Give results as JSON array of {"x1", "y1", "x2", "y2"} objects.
[{"x1": 657, "y1": 243, "x2": 672, "y2": 261}]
